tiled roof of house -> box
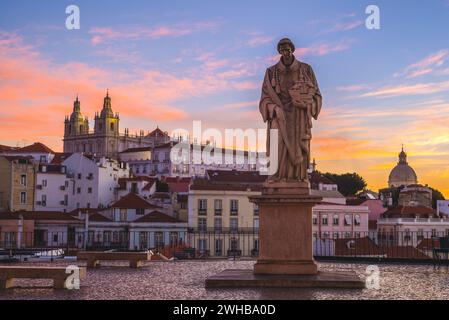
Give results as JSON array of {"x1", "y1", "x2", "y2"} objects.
[
  {"x1": 120, "y1": 147, "x2": 153, "y2": 154},
  {"x1": 381, "y1": 206, "x2": 437, "y2": 218},
  {"x1": 89, "y1": 213, "x2": 112, "y2": 222},
  {"x1": 206, "y1": 170, "x2": 266, "y2": 184},
  {"x1": 51, "y1": 153, "x2": 72, "y2": 165},
  {"x1": 146, "y1": 127, "x2": 168, "y2": 138},
  {"x1": 14, "y1": 142, "x2": 55, "y2": 154},
  {"x1": 0, "y1": 211, "x2": 81, "y2": 222},
  {"x1": 0, "y1": 144, "x2": 18, "y2": 153},
  {"x1": 134, "y1": 211, "x2": 183, "y2": 223},
  {"x1": 190, "y1": 178, "x2": 262, "y2": 192},
  {"x1": 346, "y1": 199, "x2": 368, "y2": 206},
  {"x1": 334, "y1": 237, "x2": 381, "y2": 256},
  {"x1": 111, "y1": 193, "x2": 161, "y2": 209},
  {"x1": 0, "y1": 155, "x2": 34, "y2": 163},
  {"x1": 310, "y1": 189, "x2": 345, "y2": 198}
]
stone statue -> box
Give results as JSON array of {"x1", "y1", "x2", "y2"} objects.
[{"x1": 259, "y1": 38, "x2": 322, "y2": 182}]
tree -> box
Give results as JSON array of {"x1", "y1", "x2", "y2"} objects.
[
  {"x1": 156, "y1": 180, "x2": 169, "y2": 192},
  {"x1": 322, "y1": 172, "x2": 367, "y2": 197},
  {"x1": 429, "y1": 187, "x2": 445, "y2": 209}
]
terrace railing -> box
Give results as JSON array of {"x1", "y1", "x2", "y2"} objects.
[{"x1": 1, "y1": 230, "x2": 448, "y2": 262}]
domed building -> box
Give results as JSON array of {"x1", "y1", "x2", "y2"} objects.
[
  {"x1": 388, "y1": 147, "x2": 418, "y2": 188},
  {"x1": 380, "y1": 147, "x2": 433, "y2": 208}
]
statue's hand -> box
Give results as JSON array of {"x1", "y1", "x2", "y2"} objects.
[
  {"x1": 267, "y1": 104, "x2": 278, "y2": 120},
  {"x1": 292, "y1": 100, "x2": 308, "y2": 109}
]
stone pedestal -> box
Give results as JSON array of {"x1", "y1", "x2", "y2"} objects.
[
  {"x1": 205, "y1": 181, "x2": 365, "y2": 289},
  {"x1": 251, "y1": 181, "x2": 321, "y2": 275}
]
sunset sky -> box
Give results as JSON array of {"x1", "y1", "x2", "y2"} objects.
[{"x1": 0, "y1": 0, "x2": 449, "y2": 197}]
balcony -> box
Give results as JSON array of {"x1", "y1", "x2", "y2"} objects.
[
  {"x1": 198, "y1": 209, "x2": 207, "y2": 216},
  {"x1": 36, "y1": 185, "x2": 43, "y2": 190},
  {"x1": 214, "y1": 209, "x2": 222, "y2": 216},
  {"x1": 230, "y1": 210, "x2": 238, "y2": 216},
  {"x1": 60, "y1": 186, "x2": 66, "y2": 191}
]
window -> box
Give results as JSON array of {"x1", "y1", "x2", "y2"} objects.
[
  {"x1": 40, "y1": 155, "x2": 46, "y2": 163},
  {"x1": 136, "y1": 208, "x2": 145, "y2": 215},
  {"x1": 322, "y1": 215, "x2": 328, "y2": 226},
  {"x1": 155, "y1": 232, "x2": 164, "y2": 248},
  {"x1": 119, "y1": 209, "x2": 127, "y2": 222},
  {"x1": 78, "y1": 173, "x2": 82, "y2": 180},
  {"x1": 77, "y1": 187, "x2": 81, "y2": 194},
  {"x1": 253, "y1": 218, "x2": 259, "y2": 231},
  {"x1": 87, "y1": 203, "x2": 91, "y2": 209},
  {"x1": 214, "y1": 218, "x2": 222, "y2": 231},
  {"x1": 198, "y1": 239, "x2": 207, "y2": 253},
  {"x1": 42, "y1": 180, "x2": 47, "y2": 187},
  {"x1": 230, "y1": 238, "x2": 238, "y2": 251},
  {"x1": 88, "y1": 187, "x2": 92, "y2": 194},
  {"x1": 65, "y1": 181, "x2": 69, "y2": 188},
  {"x1": 110, "y1": 122, "x2": 114, "y2": 132},
  {"x1": 214, "y1": 199, "x2": 222, "y2": 215},
  {"x1": 169, "y1": 232, "x2": 179, "y2": 246},
  {"x1": 354, "y1": 215, "x2": 361, "y2": 226},
  {"x1": 64, "y1": 195, "x2": 68, "y2": 206},
  {"x1": 198, "y1": 218, "x2": 207, "y2": 232},
  {"x1": 41, "y1": 195, "x2": 47, "y2": 207},
  {"x1": 253, "y1": 203, "x2": 259, "y2": 216},
  {"x1": 333, "y1": 232, "x2": 340, "y2": 239},
  {"x1": 215, "y1": 239, "x2": 223, "y2": 256},
  {"x1": 230, "y1": 200, "x2": 239, "y2": 215},
  {"x1": 432, "y1": 229, "x2": 437, "y2": 237},
  {"x1": 20, "y1": 192, "x2": 26, "y2": 204},
  {"x1": 333, "y1": 215, "x2": 339, "y2": 225},
  {"x1": 20, "y1": 174, "x2": 27, "y2": 186},
  {"x1": 230, "y1": 218, "x2": 238, "y2": 232},
  {"x1": 344, "y1": 215, "x2": 352, "y2": 226},
  {"x1": 312, "y1": 215, "x2": 318, "y2": 225},
  {"x1": 198, "y1": 199, "x2": 207, "y2": 215}
]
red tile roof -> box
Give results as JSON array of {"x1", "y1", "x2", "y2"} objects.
[
  {"x1": 382, "y1": 206, "x2": 437, "y2": 218},
  {"x1": 14, "y1": 142, "x2": 54, "y2": 154},
  {"x1": 120, "y1": 147, "x2": 152, "y2": 154},
  {"x1": 206, "y1": 170, "x2": 266, "y2": 184},
  {"x1": 334, "y1": 237, "x2": 381, "y2": 256},
  {"x1": 134, "y1": 211, "x2": 183, "y2": 223},
  {"x1": 51, "y1": 153, "x2": 72, "y2": 165},
  {"x1": 146, "y1": 127, "x2": 168, "y2": 138},
  {"x1": 190, "y1": 178, "x2": 262, "y2": 192},
  {"x1": 0, "y1": 211, "x2": 81, "y2": 222},
  {"x1": 0, "y1": 144, "x2": 18, "y2": 153},
  {"x1": 111, "y1": 193, "x2": 161, "y2": 209},
  {"x1": 1, "y1": 155, "x2": 34, "y2": 162}
]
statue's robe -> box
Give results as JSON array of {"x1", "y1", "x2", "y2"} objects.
[{"x1": 259, "y1": 57, "x2": 322, "y2": 181}]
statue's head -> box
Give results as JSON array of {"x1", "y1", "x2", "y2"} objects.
[{"x1": 277, "y1": 38, "x2": 295, "y2": 61}]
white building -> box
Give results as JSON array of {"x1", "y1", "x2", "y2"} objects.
[
  {"x1": 120, "y1": 141, "x2": 260, "y2": 178},
  {"x1": 1, "y1": 142, "x2": 56, "y2": 164},
  {"x1": 34, "y1": 164, "x2": 71, "y2": 212},
  {"x1": 437, "y1": 200, "x2": 449, "y2": 216},
  {"x1": 377, "y1": 205, "x2": 449, "y2": 246},
  {"x1": 62, "y1": 153, "x2": 130, "y2": 210}
]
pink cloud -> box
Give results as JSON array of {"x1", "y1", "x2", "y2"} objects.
[
  {"x1": 394, "y1": 49, "x2": 448, "y2": 78},
  {"x1": 296, "y1": 39, "x2": 354, "y2": 57},
  {"x1": 89, "y1": 21, "x2": 222, "y2": 45},
  {"x1": 359, "y1": 80, "x2": 449, "y2": 98}
]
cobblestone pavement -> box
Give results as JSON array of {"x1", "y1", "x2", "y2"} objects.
[{"x1": 0, "y1": 260, "x2": 448, "y2": 300}]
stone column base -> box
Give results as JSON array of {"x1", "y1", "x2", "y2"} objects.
[{"x1": 254, "y1": 259, "x2": 318, "y2": 275}]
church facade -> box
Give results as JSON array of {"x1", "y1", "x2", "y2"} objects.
[{"x1": 63, "y1": 92, "x2": 170, "y2": 158}]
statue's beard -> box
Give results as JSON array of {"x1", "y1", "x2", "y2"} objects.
[{"x1": 281, "y1": 55, "x2": 294, "y2": 66}]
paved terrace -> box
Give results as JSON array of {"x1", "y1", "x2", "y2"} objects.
[{"x1": 0, "y1": 260, "x2": 448, "y2": 300}]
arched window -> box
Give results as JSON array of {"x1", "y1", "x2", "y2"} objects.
[
  {"x1": 79, "y1": 125, "x2": 83, "y2": 133},
  {"x1": 68, "y1": 124, "x2": 72, "y2": 134},
  {"x1": 110, "y1": 122, "x2": 114, "y2": 132}
]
